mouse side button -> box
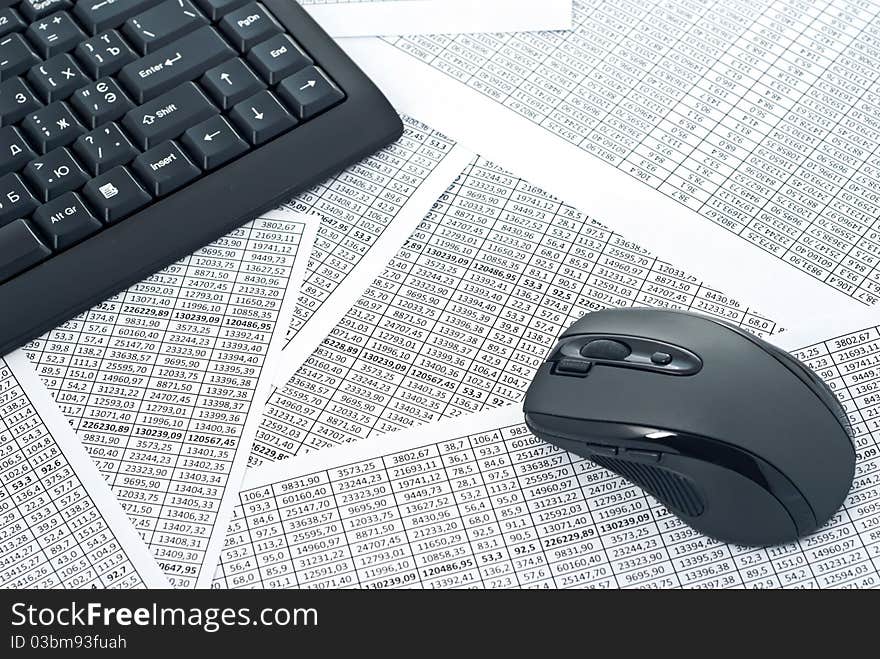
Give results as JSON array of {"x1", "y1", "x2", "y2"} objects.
[
  {"x1": 625, "y1": 448, "x2": 661, "y2": 463},
  {"x1": 554, "y1": 359, "x2": 592, "y2": 376}
]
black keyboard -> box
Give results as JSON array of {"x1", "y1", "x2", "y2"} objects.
[{"x1": 0, "y1": 0, "x2": 402, "y2": 355}]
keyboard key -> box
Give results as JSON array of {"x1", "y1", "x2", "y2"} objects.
[
  {"x1": 0, "y1": 127, "x2": 37, "y2": 175},
  {"x1": 74, "y1": 29, "x2": 136, "y2": 77},
  {"x1": 118, "y1": 25, "x2": 234, "y2": 103},
  {"x1": 21, "y1": 101, "x2": 85, "y2": 152},
  {"x1": 23, "y1": 146, "x2": 88, "y2": 200},
  {"x1": 0, "y1": 172, "x2": 39, "y2": 225},
  {"x1": 27, "y1": 53, "x2": 89, "y2": 101},
  {"x1": 277, "y1": 65, "x2": 344, "y2": 121},
  {"x1": 32, "y1": 190, "x2": 101, "y2": 249},
  {"x1": 123, "y1": 0, "x2": 207, "y2": 54},
  {"x1": 192, "y1": 0, "x2": 246, "y2": 21},
  {"x1": 218, "y1": 2, "x2": 280, "y2": 52},
  {"x1": 26, "y1": 11, "x2": 87, "y2": 58},
  {"x1": 73, "y1": 122, "x2": 137, "y2": 174},
  {"x1": 228, "y1": 89, "x2": 293, "y2": 145},
  {"x1": 82, "y1": 164, "x2": 149, "y2": 222},
  {"x1": 73, "y1": 0, "x2": 161, "y2": 34},
  {"x1": 181, "y1": 114, "x2": 246, "y2": 169},
  {"x1": 0, "y1": 34, "x2": 41, "y2": 81},
  {"x1": 0, "y1": 76, "x2": 41, "y2": 125},
  {"x1": 122, "y1": 80, "x2": 216, "y2": 149},
  {"x1": 0, "y1": 9, "x2": 27, "y2": 38},
  {"x1": 70, "y1": 77, "x2": 134, "y2": 127},
  {"x1": 20, "y1": 0, "x2": 73, "y2": 22},
  {"x1": 246, "y1": 34, "x2": 310, "y2": 85},
  {"x1": 200, "y1": 57, "x2": 263, "y2": 110},
  {"x1": 0, "y1": 218, "x2": 50, "y2": 282},
  {"x1": 132, "y1": 139, "x2": 198, "y2": 195}
]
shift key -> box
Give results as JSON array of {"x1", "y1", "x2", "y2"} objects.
[
  {"x1": 123, "y1": 82, "x2": 218, "y2": 149},
  {"x1": 118, "y1": 26, "x2": 234, "y2": 103}
]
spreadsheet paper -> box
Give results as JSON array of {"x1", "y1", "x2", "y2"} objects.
[
  {"x1": 299, "y1": 0, "x2": 572, "y2": 37},
  {"x1": 22, "y1": 212, "x2": 319, "y2": 589},
  {"x1": 341, "y1": 0, "x2": 880, "y2": 324},
  {"x1": 276, "y1": 115, "x2": 474, "y2": 383},
  {"x1": 213, "y1": 307, "x2": 880, "y2": 588},
  {"x1": 250, "y1": 154, "x2": 777, "y2": 467},
  {"x1": 1, "y1": 351, "x2": 168, "y2": 589}
]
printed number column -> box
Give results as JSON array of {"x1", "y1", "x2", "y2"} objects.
[
  {"x1": 332, "y1": 458, "x2": 417, "y2": 589},
  {"x1": 148, "y1": 226, "x2": 248, "y2": 587},
  {"x1": 387, "y1": 445, "x2": 480, "y2": 588},
  {"x1": 379, "y1": 162, "x2": 494, "y2": 428},
  {"x1": 809, "y1": 326, "x2": 880, "y2": 587},
  {"x1": 450, "y1": 431, "x2": 521, "y2": 588},
  {"x1": 0, "y1": 366, "x2": 62, "y2": 589}
]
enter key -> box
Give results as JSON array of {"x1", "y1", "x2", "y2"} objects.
[{"x1": 122, "y1": 81, "x2": 217, "y2": 149}]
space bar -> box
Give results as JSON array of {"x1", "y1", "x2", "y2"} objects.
[{"x1": 118, "y1": 26, "x2": 235, "y2": 104}]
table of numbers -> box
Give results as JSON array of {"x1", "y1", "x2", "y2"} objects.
[
  {"x1": 251, "y1": 156, "x2": 777, "y2": 465},
  {"x1": 283, "y1": 115, "x2": 458, "y2": 347},
  {"x1": 23, "y1": 215, "x2": 309, "y2": 588},
  {"x1": 388, "y1": 0, "x2": 880, "y2": 303},
  {"x1": 214, "y1": 314, "x2": 880, "y2": 589},
  {"x1": 0, "y1": 358, "x2": 147, "y2": 589}
]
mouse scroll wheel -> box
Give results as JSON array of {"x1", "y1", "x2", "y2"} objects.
[{"x1": 580, "y1": 339, "x2": 632, "y2": 361}]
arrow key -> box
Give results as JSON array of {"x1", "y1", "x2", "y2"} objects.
[
  {"x1": 228, "y1": 89, "x2": 294, "y2": 145},
  {"x1": 277, "y1": 65, "x2": 344, "y2": 121},
  {"x1": 181, "y1": 114, "x2": 247, "y2": 170},
  {"x1": 200, "y1": 57, "x2": 264, "y2": 110}
]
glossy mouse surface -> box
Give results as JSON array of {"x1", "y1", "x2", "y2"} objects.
[{"x1": 522, "y1": 308, "x2": 855, "y2": 546}]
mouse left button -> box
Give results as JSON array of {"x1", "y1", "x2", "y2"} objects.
[{"x1": 581, "y1": 338, "x2": 631, "y2": 360}]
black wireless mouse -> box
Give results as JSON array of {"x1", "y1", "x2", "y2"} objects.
[{"x1": 522, "y1": 308, "x2": 856, "y2": 546}]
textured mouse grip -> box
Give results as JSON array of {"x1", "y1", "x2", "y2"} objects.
[{"x1": 590, "y1": 455, "x2": 705, "y2": 518}]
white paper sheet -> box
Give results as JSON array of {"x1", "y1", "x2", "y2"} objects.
[
  {"x1": 24, "y1": 212, "x2": 318, "y2": 588},
  {"x1": 1, "y1": 351, "x2": 168, "y2": 589},
  {"x1": 276, "y1": 114, "x2": 474, "y2": 383},
  {"x1": 299, "y1": 0, "x2": 573, "y2": 37},
  {"x1": 339, "y1": 0, "x2": 880, "y2": 325},
  {"x1": 250, "y1": 154, "x2": 778, "y2": 467},
  {"x1": 213, "y1": 309, "x2": 880, "y2": 588}
]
